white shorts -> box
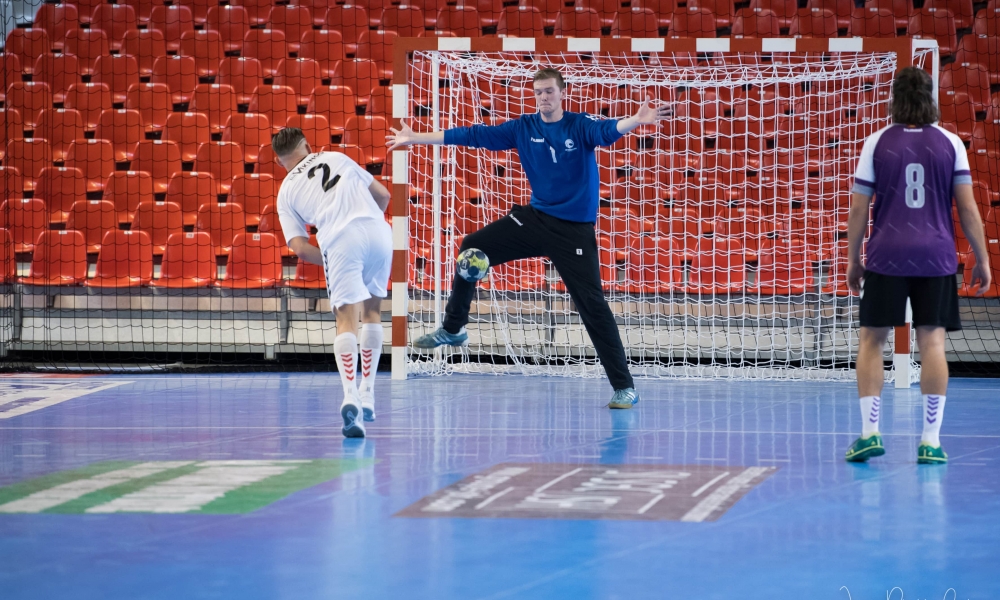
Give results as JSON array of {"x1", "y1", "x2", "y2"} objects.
[{"x1": 321, "y1": 218, "x2": 393, "y2": 309}]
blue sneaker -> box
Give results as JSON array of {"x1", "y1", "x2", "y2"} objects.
[
  {"x1": 341, "y1": 397, "x2": 366, "y2": 438},
  {"x1": 608, "y1": 388, "x2": 639, "y2": 409},
  {"x1": 412, "y1": 326, "x2": 468, "y2": 349}
]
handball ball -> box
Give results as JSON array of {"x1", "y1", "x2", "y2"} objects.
[{"x1": 457, "y1": 248, "x2": 490, "y2": 282}]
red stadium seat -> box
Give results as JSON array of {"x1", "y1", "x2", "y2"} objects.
[
  {"x1": 687, "y1": 0, "x2": 735, "y2": 29},
  {"x1": 64, "y1": 29, "x2": 109, "y2": 77},
  {"x1": 186, "y1": 87, "x2": 236, "y2": 141},
  {"x1": 105, "y1": 170, "x2": 154, "y2": 225},
  {"x1": 66, "y1": 200, "x2": 118, "y2": 253},
  {"x1": 521, "y1": 0, "x2": 563, "y2": 28},
  {"x1": 66, "y1": 140, "x2": 115, "y2": 193},
  {"x1": 234, "y1": 0, "x2": 273, "y2": 27},
  {"x1": 249, "y1": 86, "x2": 298, "y2": 134},
  {"x1": 90, "y1": 4, "x2": 137, "y2": 52},
  {"x1": 73, "y1": 0, "x2": 106, "y2": 25},
  {"x1": 286, "y1": 114, "x2": 332, "y2": 151},
  {"x1": 366, "y1": 86, "x2": 393, "y2": 119},
  {"x1": 0, "y1": 54, "x2": 21, "y2": 105},
  {"x1": 230, "y1": 173, "x2": 278, "y2": 227},
  {"x1": 121, "y1": 30, "x2": 167, "y2": 79},
  {"x1": 435, "y1": 5, "x2": 481, "y2": 35},
  {"x1": 95, "y1": 109, "x2": 144, "y2": 162},
  {"x1": 468, "y1": 0, "x2": 504, "y2": 28},
  {"x1": 286, "y1": 246, "x2": 327, "y2": 289},
  {"x1": 18, "y1": 230, "x2": 88, "y2": 286},
  {"x1": 91, "y1": 55, "x2": 141, "y2": 106},
  {"x1": 575, "y1": 0, "x2": 626, "y2": 28},
  {"x1": 6, "y1": 138, "x2": 51, "y2": 191},
  {"x1": 162, "y1": 112, "x2": 211, "y2": 163},
  {"x1": 0, "y1": 109, "x2": 24, "y2": 161},
  {"x1": 332, "y1": 60, "x2": 382, "y2": 105},
  {"x1": 149, "y1": 5, "x2": 195, "y2": 53},
  {"x1": 194, "y1": 142, "x2": 244, "y2": 195},
  {"x1": 955, "y1": 36, "x2": 1000, "y2": 86},
  {"x1": 34, "y1": 4, "x2": 78, "y2": 53},
  {"x1": 125, "y1": 83, "x2": 171, "y2": 133},
  {"x1": 669, "y1": 6, "x2": 717, "y2": 36},
  {"x1": 805, "y1": 0, "x2": 852, "y2": 28},
  {"x1": 5, "y1": 29, "x2": 48, "y2": 75},
  {"x1": 849, "y1": 7, "x2": 897, "y2": 36},
  {"x1": 215, "y1": 232, "x2": 283, "y2": 288},
  {"x1": 753, "y1": 244, "x2": 814, "y2": 295},
  {"x1": 299, "y1": 30, "x2": 346, "y2": 79},
  {"x1": 5, "y1": 82, "x2": 51, "y2": 130},
  {"x1": 611, "y1": 7, "x2": 659, "y2": 37},
  {"x1": 242, "y1": 29, "x2": 288, "y2": 79},
  {"x1": 748, "y1": 0, "x2": 797, "y2": 28},
  {"x1": 274, "y1": 58, "x2": 324, "y2": 106},
  {"x1": 206, "y1": 6, "x2": 251, "y2": 53},
  {"x1": 196, "y1": 202, "x2": 246, "y2": 256},
  {"x1": 789, "y1": 8, "x2": 838, "y2": 36},
  {"x1": 486, "y1": 258, "x2": 546, "y2": 292},
  {"x1": 36, "y1": 108, "x2": 85, "y2": 163},
  {"x1": 165, "y1": 171, "x2": 218, "y2": 227},
  {"x1": 0, "y1": 165, "x2": 24, "y2": 199},
  {"x1": 0, "y1": 198, "x2": 47, "y2": 253},
  {"x1": 0, "y1": 229, "x2": 12, "y2": 283},
  {"x1": 925, "y1": 0, "x2": 974, "y2": 29},
  {"x1": 85, "y1": 230, "x2": 154, "y2": 288},
  {"x1": 122, "y1": 0, "x2": 156, "y2": 25},
  {"x1": 686, "y1": 237, "x2": 746, "y2": 294},
  {"x1": 221, "y1": 113, "x2": 272, "y2": 164},
  {"x1": 554, "y1": 7, "x2": 602, "y2": 37},
  {"x1": 380, "y1": 4, "x2": 425, "y2": 36},
  {"x1": 131, "y1": 201, "x2": 185, "y2": 256},
  {"x1": 64, "y1": 83, "x2": 111, "y2": 133},
  {"x1": 941, "y1": 63, "x2": 992, "y2": 113},
  {"x1": 732, "y1": 7, "x2": 781, "y2": 35},
  {"x1": 218, "y1": 58, "x2": 265, "y2": 106},
  {"x1": 909, "y1": 7, "x2": 957, "y2": 57},
  {"x1": 267, "y1": 5, "x2": 313, "y2": 54},
  {"x1": 973, "y1": 8, "x2": 1000, "y2": 36},
  {"x1": 324, "y1": 5, "x2": 369, "y2": 55},
  {"x1": 356, "y1": 31, "x2": 397, "y2": 80},
  {"x1": 255, "y1": 146, "x2": 287, "y2": 181},
  {"x1": 293, "y1": 0, "x2": 336, "y2": 26},
  {"x1": 623, "y1": 236, "x2": 683, "y2": 294},
  {"x1": 344, "y1": 116, "x2": 390, "y2": 165},
  {"x1": 497, "y1": 6, "x2": 544, "y2": 36},
  {"x1": 309, "y1": 86, "x2": 356, "y2": 138},
  {"x1": 36, "y1": 166, "x2": 86, "y2": 223},
  {"x1": 132, "y1": 140, "x2": 183, "y2": 194},
  {"x1": 177, "y1": 0, "x2": 216, "y2": 26},
  {"x1": 179, "y1": 30, "x2": 224, "y2": 79},
  {"x1": 150, "y1": 231, "x2": 217, "y2": 288},
  {"x1": 151, "y1": 56, "x2": 199, "y2": 105}
]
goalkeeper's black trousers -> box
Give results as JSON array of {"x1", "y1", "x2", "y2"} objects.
[{"x1": 441, "y1": 204, "x2": 635, "y2": 391}]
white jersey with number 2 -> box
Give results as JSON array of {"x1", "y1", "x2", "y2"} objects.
[{"x1": 276, "y1": 151, "x2": 384, "y2": 250}]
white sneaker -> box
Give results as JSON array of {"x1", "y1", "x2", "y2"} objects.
[
  {"x1": 341, "y1": 394, "x2": 365, "y2": 438},
  {"x1": 359, "y1": 390, "x2": 375, "y2": 422}
]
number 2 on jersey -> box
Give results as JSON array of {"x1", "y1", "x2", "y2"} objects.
[
  {"x1": 904, "y1": 163, "x2": 925, "y2": 209},
  {"x1": 308, "y1": 163, "x2": 341, "y2": 193}
]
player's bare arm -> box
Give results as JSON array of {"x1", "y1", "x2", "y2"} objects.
[
  {"x1": 368, "y1": 180, "x2": 391, "y2": 213},
  {"x1": 954, "y1": 183, "x2": 993, "y2": 296},
  {"x1": 616, "y1": 96, "x2": 672, "y2": 134},
  {"x1": 287, "y1": 236, "x2": 323, "y2": 266},
  {"x1": 846, "y1": 191, "x2": 873, "y2": 294}
]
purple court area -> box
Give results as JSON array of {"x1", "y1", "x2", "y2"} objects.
[{"x1": 1, "y1": 373, "x2": 998, "y2": 599}]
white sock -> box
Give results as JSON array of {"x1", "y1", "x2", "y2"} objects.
[
  {"x1": 921, "y1": 394, "x2": 946, "y2": 447},
  {"x1": 358, "y1": 323, "x2": 383, "y2": 397},
  {"x1": 334, "y1": 332, "x2": 358, "y2": 400},
  {"x1": 860, "y1": 396, "x2": 881, "y2": 437}
]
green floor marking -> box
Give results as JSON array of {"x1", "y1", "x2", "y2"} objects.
[
  {"x1": 0, "y1": 461, "x2": 137, "y2": 507},
  {"x1": 48, "y1": 463, "x2": 205, "y2": 514}
]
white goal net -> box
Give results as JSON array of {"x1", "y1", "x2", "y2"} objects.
[{"x1": 401, "y1": 42, "x2": 936, "y2": 380}]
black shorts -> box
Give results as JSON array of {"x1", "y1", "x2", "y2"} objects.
[{"x1": 859, "y1": 271, "x2": 962, "y2": 331}]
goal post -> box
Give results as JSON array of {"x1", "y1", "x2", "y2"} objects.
[{"x1": 388, "y1": 37, "x2": 940, "y2": 382}]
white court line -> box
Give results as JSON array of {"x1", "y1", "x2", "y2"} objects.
[
  {"x1": 681, "y1": 467, "x2": 770, "y2": 522},
  {"x1": 475, "y1": 486, "x2": 515, "y2": 510},
  {"x1": 691, "y1": 472, "x2": 730, "y2": 498},
  {"x1": 637, "y1": 494, "x2": 665, "y2": 515},
  {"x1": 533, "y1": 467, "x2": 583, "y2": 494}
]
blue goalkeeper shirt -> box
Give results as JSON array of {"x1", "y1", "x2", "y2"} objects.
[{"x1": 443, "y1": 112, "x2": 624, "y2": 223}]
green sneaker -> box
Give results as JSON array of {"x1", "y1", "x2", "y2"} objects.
[
  {"x1": 917, "y1": 443, "x2": 948, "y2": 464},
  {"x1": 845, "y1": 434, "x2": 885, "y2": 462}
]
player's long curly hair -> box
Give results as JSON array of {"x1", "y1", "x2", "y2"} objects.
[{"x1": 889, "y1": 67, "x2": 940, "y2": 127}]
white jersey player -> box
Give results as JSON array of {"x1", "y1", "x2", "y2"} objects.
[{"x1": 273, "y1": 127, "x2": 393, "y2": 438}]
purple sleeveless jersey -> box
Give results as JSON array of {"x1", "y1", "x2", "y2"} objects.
[{"x1": 852, "y1": 124, "x2": 972, "y2": 277}]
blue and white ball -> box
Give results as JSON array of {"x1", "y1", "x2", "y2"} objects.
[{"x1": 456, "y1": 248, "x2": 490, "y2": 282}]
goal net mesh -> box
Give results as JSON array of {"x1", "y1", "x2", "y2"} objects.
[{"x1": 404, "y1": 47, "x2": 960, "y2": 380}]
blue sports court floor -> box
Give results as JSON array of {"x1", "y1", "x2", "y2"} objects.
[{"x1": 1, "y1": 373, "x2": 998, "y2": 599}]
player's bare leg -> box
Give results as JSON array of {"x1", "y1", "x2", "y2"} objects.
[
  {"x1": 915, "y1": 326, "x2": 949, "y2": 463},
  {"x1": 846, "y1": 326, "x2": 890, "y2": 462},
  {"x1": 334, "y1": 301, "x2": 366, "y2": 438},
  {"x1": 358, "y1": 296, "x2": 383, "y2": 422}
]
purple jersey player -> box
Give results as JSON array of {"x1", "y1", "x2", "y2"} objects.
[{"x1": 844, "y1": 67, "x2": 992, "y2": 465}]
